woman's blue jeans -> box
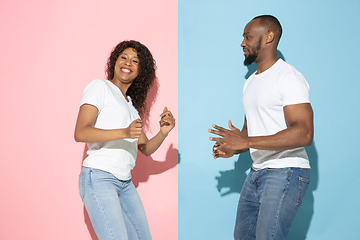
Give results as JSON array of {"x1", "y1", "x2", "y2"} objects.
[
  {"x1": 234, "y1": 167, "x2": 310, "y2": 240},
  {"x1": 79, "y1": 167, "x2": 152, "y2": 240}
]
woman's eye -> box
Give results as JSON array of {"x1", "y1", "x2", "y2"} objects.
[
  {"x1": 133, "y1": 60, "x2": 139, "y2": 64},
  {"x1": 120, "y1": 56, "x2": 126, "y2": 59}
]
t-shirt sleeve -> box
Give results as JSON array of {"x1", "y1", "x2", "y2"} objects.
[
  {"x1": 278, "y1": 70, "x2": 310, "y2": 107},
  {"x1": 80, "y1": 80, "x2": 107, "y2": 111}
]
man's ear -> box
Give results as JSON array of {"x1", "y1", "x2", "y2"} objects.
[{"x1": 266, "y1": 31, "x2": 275, "y2": 44}]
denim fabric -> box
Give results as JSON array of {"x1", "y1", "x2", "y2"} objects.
[
  {"x1": 234, "y1": 167, "x2": 310, "y2": 240},
  {"x1": 79, "y1": 167, "x2": 152, "y2": 240}
]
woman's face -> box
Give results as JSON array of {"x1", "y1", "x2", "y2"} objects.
[{"x1": 112, "y1": 48, "x2": 140, "y2": 85}]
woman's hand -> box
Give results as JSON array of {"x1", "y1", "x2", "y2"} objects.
[
  {"x1": 137, "y1": 107, "x2": 175, "y2": 156},
  {"x1": 125, "y1": 119, "x2": 143, "y2": 139},
  {"x1": 159, "y1": 107, "x2": 176, "y2": 136}
]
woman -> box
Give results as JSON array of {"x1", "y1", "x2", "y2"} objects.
[{"x1": 74, "y1": 40, "x2": 175, "y2": 240}]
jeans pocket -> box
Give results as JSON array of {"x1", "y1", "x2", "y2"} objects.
[
  {"x1": 89, "y1": 169, "x2": 112, "y2": 181},
  {"x1": 297, "y1": 176, "x2": 310, "y2": 209}
]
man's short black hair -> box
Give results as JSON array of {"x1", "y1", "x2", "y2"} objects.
[{"x1": 253, "y1": 15, "x2": 282, "y2": 43}]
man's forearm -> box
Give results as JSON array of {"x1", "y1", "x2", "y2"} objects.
[{"x1": 247, "y1": 124, "x2": 313, "y2": 151}]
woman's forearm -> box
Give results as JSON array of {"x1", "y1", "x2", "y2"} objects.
[
  {"x1": 138, "y1": 131, "x2": 167, "y2": 156},
  {"x1": 74, "y1": 126, "x2": 128, "y2": 143}
]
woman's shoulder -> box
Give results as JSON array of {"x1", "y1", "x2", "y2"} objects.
[
  {"x1": 82, "y1": 79, "x2": 110, "y2": 97},
  {"x1": 83, "y1": 79, "x2": 109, "y2": 92},
  {"x1": 81, "y1": 79, "x2": 110, "y2": 108},
  {"x1": 87, "y1": 79, "x2": 107, "y2": 87}
]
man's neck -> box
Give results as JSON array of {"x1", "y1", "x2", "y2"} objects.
[{"x1": 256, "y1": 56, "x2": 279, "y2": 74}]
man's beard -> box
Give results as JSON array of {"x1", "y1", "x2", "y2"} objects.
[
  {"x1": 244, "y1": 37, "x2": 262, "y2": 66},
  {"x1": 244, "y1": 52, "x2": 257, "y2": 66}
]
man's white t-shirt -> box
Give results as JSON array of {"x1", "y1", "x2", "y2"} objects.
[
  {"x1": 243, "y1": 59, "x2": 311, "y2": 170},
  {"x1": 80, "y1": 79, "x2": 140, "y2": 180}
]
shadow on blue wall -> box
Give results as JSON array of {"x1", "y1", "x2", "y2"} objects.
[
  {"x1": 215, "y1": 152, "x2": 252, "y2": 196},
  {"x1": 215, "y1": 50, "x2": 318, "y2": 239}
]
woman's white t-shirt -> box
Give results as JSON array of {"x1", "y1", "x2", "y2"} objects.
[{"x1": 80, "y1": 79, "x2": 140, "y2": 180}]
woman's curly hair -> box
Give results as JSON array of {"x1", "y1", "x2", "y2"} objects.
[{"x1": 106, "y1": 40, "x2": 156, "y2": 117}]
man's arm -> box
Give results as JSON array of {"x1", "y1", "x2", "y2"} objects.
[{"x1": 209, "y1": 103, "x2": 313, "y2": 151}]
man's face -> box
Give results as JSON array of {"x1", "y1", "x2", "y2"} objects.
[{"x1": 241, "y1": 20, "x2": 265, "y2": 65}]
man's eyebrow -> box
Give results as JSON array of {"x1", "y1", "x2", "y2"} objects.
[{"x1": 243, "y1": 32, "x2": 250, "y2": 36}]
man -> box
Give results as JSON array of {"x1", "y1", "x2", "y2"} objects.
[{"x1": 208, "y1": 15, "x2": 313, "y2": 240}]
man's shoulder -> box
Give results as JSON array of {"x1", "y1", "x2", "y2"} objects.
[{"x1": 276, "y1": 59, "x2": 301, "y2": 75}]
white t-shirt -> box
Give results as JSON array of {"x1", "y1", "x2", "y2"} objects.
[
  {"x1": 80, "y1": 79, "x2": 140, "y2": 180},
  {"x1": 243, "y1": 59, "x2": 311, "y2": 170}
]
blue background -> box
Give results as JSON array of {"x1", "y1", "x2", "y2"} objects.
[{"x1": 179, "y1": 0, "x2": 360, "y2": 239}]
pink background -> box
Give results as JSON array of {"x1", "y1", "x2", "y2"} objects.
[{"x1": 0, "y1": 0, "x2": 178, "y2": 239}]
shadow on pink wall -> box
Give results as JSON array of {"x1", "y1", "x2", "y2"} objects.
[
  {"x1": 79, "y1": 78, "x2": 178, "y2": 239},
  {"x1": 132, "y1": 144, "x2": 179, "y2": 188}
]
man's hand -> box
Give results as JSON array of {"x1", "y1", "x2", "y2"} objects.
[
  {"x1": 212, "y1": 142, "x2": 237, "y2": 159},
  {"x1": 209, "y1": 120, "x2": 249, "y2": 158}
]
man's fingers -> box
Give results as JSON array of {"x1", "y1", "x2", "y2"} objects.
[
  {"x1": 209, "y1": 136, "x2": 222, "y2": 142},
  {"x1": 208, "y1": 129, "x2": 224, "y2": 137},
  {"x1": 228, "y1": 120, "x2": 239, "y2": 131},
  {"x1": 228, "y1": 120, "x2": 235, "y2": 130},
  {"x1": 213, "y1": 149, "x2": 226, "y2": 159},
  {"x1": 212, "y1": 124, "x2": 227, "y2": 131}
]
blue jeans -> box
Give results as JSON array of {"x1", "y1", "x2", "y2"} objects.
[
  {"x1": 79, "y1": 167, "x2": 152, "y2": 240},
  {"x1": 234, "y1": 167, "x2": 310, "y2": 240}
]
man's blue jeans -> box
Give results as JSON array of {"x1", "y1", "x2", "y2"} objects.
[
  {"x1": 234, "y1": 167, "x2": 310, "y2": 240},
  {"x1": 79, "y1": 167, "x2": 152, "y2": 240}
]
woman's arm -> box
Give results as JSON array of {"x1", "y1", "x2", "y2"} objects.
[
  {"x1": 138, "y1": 107, "x2": 176, "y2": 156},
  {"x1": 74, "y1": 104, "x2": 143, "y2": 143}
]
